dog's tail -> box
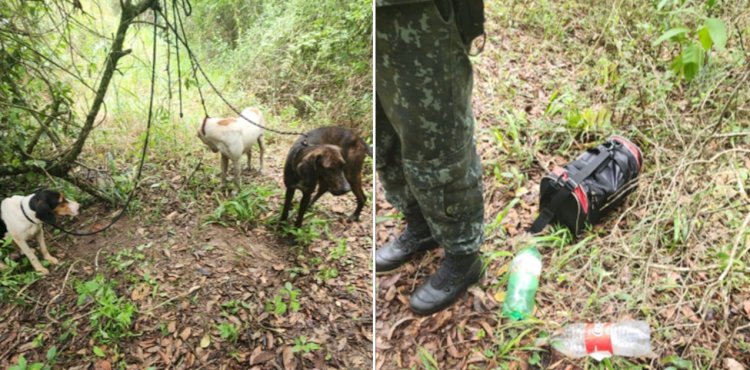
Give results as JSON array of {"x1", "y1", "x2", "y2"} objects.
[{"x1": 198, "y1": 116, "x2": 209, "y2": 137}]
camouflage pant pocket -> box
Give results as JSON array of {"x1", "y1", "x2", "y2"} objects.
[
  {"x1": 442, "y1": 156, "x2": 483, "y2": 220},
  {"x1": 403, "y1": 141, "x2": 484, "y2": 223}
]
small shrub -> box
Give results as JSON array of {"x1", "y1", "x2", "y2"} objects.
[
  {"x1": 216, "y1": 322, "x2": 239, "y2": 343},
  {"x1": 316, "y1": 266, "x2": 338, "y2": 282},
  {"x1": 292, "y1": 336, "x2": 320, "y2": 353},
  {"x1": 264, "y1": 282, "x2": 301, "y2": 316},
  {"x1": 8, "y1": 347, "x2": 57, "y2": 370},
  {"x1": 652, "y1": 17, "x2": 728, "y2": 81},
  {"x1": 207, "y1": 185, "x2": 276, "y2": 226},
  {"x1": 330, "y1": 238, "x2": 348, "y2": 261},
  {"x1": 281, "y1": 216, "x2": 329, "y2": 245},
  {"x1": 107, "y1": 243, "x2": 150, "y2": 271},
  {"x1": 74, "y1": 274, "x2": 136, "y2": 344}
]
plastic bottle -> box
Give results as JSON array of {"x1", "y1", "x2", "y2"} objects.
[
  {"x1": 502, "y1": 246, "x2": 542, "y2": 320},
  {"x1": 550, "y1": 321, "x2": 652, "y2": 361}
]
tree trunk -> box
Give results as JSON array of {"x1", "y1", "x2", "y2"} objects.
[{"x1": 0, "y1": 0, "x2": 158, "y2": 178}]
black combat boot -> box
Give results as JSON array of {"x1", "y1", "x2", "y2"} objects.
[
  {"x1": 375, "y1": 219, "x2": 438, "y2": 272},
  {"x1": 409, "y1": 252, "x2": 483, "y2": 315}
]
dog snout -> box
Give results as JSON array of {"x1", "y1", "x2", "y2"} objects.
[
  {"x1": 67, "y1": 201, "x2": 80, "y2": 216},
  {"x1": 332, "y1": 181, "x2": 351, "y2": 196}
]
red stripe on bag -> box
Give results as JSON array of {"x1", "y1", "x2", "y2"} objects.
[
  {"x1": 559, "y1": 170, "x2": 589, "y2": 215},
  {"x1": 585, "y1": 323, "x2": 613, "y2": 355},
  {"x1": 611, "y1": 136, "x2": 641, "y2": 170},
  {"x1": 574, "y1": 186, "x2": 588, "y2": 214}
]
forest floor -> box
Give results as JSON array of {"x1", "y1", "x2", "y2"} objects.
[
  {"x1": 375, "y1": 2, "x2": 749, "y2": 370},
  {"x1": 0, "y1": 131, "x2": 373, "y2": 369}
]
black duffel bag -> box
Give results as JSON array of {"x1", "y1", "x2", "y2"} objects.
[{"x1": 529, "y1": 136, "x2": 643, "y2": 236}]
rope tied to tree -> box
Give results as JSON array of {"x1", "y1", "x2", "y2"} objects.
[
  {"x1": 48, "y1": 5, "x2": 160, "y2": 236},
  {"x1": 48, "y1": 0, "x2": 313, "y2": 236}
]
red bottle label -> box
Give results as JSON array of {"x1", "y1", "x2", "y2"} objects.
[{"x1": 585, "y1": 323, "x2": 613, "y2": 355}]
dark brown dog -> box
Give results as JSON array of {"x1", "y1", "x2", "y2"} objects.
[{"x1": 280, "y1": 127, "x2": 371, "y2": 228}]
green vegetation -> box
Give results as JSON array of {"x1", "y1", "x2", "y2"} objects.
[
  {"x1": 185, "y1": 0, "x2": 371, "y2": 126},
  {"x1": 8, "y1": 347, "x2": 57, "y2": 370},
  {"x1": 0, "y1": 236, "x2": 43, "y2": 304},
  {"x1": 74, "y1": 275, "x2": 136, "y2": 344},
  {"x1": 292, "y1": 336, "x2": 321, "y2": 354},
  {"x1": 281, "y1": 216, "x2": 331, "y2": 246},
  {"x1": 0, "y1": 0, "x2": 371, "y2": 196},
  {"x1": 216, "y1": 322, "x2": 239, "y2": 343},
  {"x1": 1, "y1": 0, "x2": 370, "y2": 368},
  {"x1": 264, "y1": 282, "x2": 302, "y2": 316},
  {"x1": 206, "y1": 185, "x2": 277, "y2": 226}
]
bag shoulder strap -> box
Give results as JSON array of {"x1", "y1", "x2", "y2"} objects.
[{"x1": 569, "y1": 147, "x2": 611, "y2": 183}]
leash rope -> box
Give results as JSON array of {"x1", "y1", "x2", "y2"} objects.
[
  {"x1": 173, "y1": 3, "x2": 208, "y2": 118},
  {"x1": 48, "y1": 6, "x2": 160, "y2": 237},
  {"x1": 172, "y1": 0, "x2": 184, "y2": 118},
  {"x1": 163, "y1": 0, "x2": 171, "y2": 102},
  {"x1": 162, "y1": 4, "x2": 308, "y2": 139}
]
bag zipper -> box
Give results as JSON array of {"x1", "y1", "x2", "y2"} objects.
[{"x1": 599, "y1": 178, "x2": 639, "y2": 213}]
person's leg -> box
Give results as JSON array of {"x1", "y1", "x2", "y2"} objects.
[
  {"x1": 375, "y1": 97, "x2": 437, "y2": 272},
  {"x1": 376, "y1": 1, "x2": 484, "y2": 314}
]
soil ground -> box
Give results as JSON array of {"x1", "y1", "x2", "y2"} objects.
[{"x1": 0, "y1": 133, "x2": 374, "y2": 369}]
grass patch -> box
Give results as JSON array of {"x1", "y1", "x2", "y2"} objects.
[
  {"x1": 206, "y1": 185, "x2": 278, "y2": 227},
  {"x1": 74, "y1": 274, "x2": 137, "y2": 344}
]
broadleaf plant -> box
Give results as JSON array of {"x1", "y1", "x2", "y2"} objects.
[{"x1": 653, "y1": 17, "x2": 728, "y2": 81}]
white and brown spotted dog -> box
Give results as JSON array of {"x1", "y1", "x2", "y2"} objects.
[
  {"x1": 0, "y1": 190, "x2": 79, "y2": 274},
  {"x1": 197, "y1": 107, "x2": 265, "y2": 190}
]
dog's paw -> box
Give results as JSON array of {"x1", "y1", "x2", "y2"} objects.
[
  {"x1": 347, "y1": 215, "x2": 361, "y2": 222},
  {"x1": 45, "y1": 255, "x2": 60, "y2": 265},
  {"x1": 36, "y1": 267, "x2": 50, "y2": 275}
]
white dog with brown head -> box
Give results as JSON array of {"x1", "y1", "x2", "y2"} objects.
[
  {"x1": 197, "y1": 107, "x2": 265, "y2": 190},
  {"x1": 0, "y1": 190, "x2": 80, "y2": 275}
]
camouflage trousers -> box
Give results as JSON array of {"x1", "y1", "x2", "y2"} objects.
[{"x1": 376, "y1": 0, "x2": 484, "y2": 255}]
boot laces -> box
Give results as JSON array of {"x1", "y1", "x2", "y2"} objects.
[{"x1": 394, "y1": 225, "x2": 427, "y2": 252}]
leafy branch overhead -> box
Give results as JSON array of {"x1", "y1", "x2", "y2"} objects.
[
  {"x1": 652, "y1": 17, "x2": 728, "y2": 81},
  {"x1": 0, "y1": 0, "x2": 160, "y2": 200}
]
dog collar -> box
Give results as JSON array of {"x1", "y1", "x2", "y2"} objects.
[{"x1": 20, "y1": 199, "x2": 38, "y2": 224}]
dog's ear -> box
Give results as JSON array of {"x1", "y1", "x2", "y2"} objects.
[
  {"x1": 30, "y1": 192, "x2": 57, "y2": 225},
  {"x1": 297, "y1": 154, "x2": 319, "y2": 179},
  {"x1": 317, "y1": 153, "x2": 328, "y2": 168},
  {"x1": 321, "y1": 146, "x2": 345, "y2": 168},
  {"x1": 35, "y1": 202, "x2": 56, "y2": 225}
]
